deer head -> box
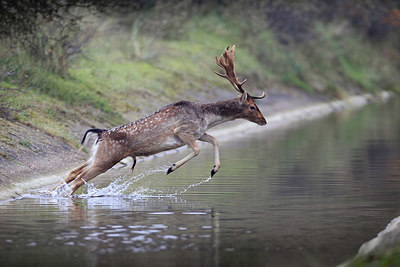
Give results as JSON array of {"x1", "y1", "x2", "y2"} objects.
[{"x1": 215, "y1": 45, "x2": 267, "y2": 125}]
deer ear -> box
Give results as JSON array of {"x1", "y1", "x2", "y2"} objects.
[{"x1": 240, "y1": 92, "x2": 248, "y2": 103}]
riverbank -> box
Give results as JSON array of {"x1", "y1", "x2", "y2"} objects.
[{"x1": 0, "y1": 90, "x2": 392, "y2": 202}]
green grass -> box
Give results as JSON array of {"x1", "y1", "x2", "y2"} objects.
[{"x1": 348, "y1": 244, "x2": 400, "y2": 267}]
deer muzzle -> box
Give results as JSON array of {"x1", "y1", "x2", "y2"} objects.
[{"x1": 258, "y1": 117, "x2": 267, "y2": 125}]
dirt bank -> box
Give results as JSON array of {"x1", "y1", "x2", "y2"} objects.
[
  {"x1": 0, "y1": 118, "x2": 86, "y2": 199},
  {"x1": 0, "y1": 89, "x2": 390, "y2": 201}
]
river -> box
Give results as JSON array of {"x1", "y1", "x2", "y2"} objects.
[{"x1": 0, "y1": 98, "x2": 399, "y2": 267}]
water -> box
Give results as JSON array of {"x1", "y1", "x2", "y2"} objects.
[{"x1": 1, "y1": 98, "x2": 399, "y2": 267}]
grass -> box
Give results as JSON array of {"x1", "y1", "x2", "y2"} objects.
[{"x1": 348, "y1": 244, "x2": 400, "y2": 267}]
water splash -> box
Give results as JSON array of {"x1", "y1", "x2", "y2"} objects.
[
  {"x1": 50, "y1": 182, "x2": 72, "y2": 197},
  {"x1": 74, "y1": 164, "x2": 215, "y2": 199},
  {"x1": 77, "y1": 165, "x2": 171, "y2": 199},
  {"x1": 5, "y1": 163, "x2": 215, "y2": 203},
  {"x1": 175, "y1": 175, "x2": 213, "y2": 195}
]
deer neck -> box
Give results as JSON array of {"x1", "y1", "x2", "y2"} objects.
[{"x1": 201, "y1": 99, "x2": 241, "y2": 128}]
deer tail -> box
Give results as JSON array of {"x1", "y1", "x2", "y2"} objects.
[{"x1": 81, "y1": 128, "x2": 106, "y2": 146}]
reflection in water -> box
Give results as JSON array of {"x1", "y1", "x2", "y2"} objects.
[
  {"x1": 0, "y1": 197, "x2": 218, "y2": 267},
  {"x1": 0, "y1": 99, "x2": 399, "y2": 266}
]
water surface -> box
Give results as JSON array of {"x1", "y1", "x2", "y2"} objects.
[{"x1": 1, "y1": 98, "x2": 399, "y2": 266}]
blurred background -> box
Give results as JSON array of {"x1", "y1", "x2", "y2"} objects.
[{"x1": 0, "y1": 0, "x2": 399, "y2": 146}]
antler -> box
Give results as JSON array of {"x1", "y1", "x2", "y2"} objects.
[
  {"x1": 215, "y1": 45, "x2": 246, "y2": 94},
  {"x1": 215, "y1": 45, "x2": 266, "y2": 99}
]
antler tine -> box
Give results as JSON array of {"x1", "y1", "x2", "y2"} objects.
[
  {"x1": 215, "y1": 45, "x2": 246, "y2": 94},
  {"x1": 250, "y1": 91, "x2": 266, "y2": 99}
]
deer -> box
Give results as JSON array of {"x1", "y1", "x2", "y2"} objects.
[{"x1": 53, "y1": 45, "x2": 267, "y2": 194}]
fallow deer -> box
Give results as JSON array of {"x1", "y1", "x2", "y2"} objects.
[{"x1": 54, "y1": 45, "x2": 267, "y2": 194}]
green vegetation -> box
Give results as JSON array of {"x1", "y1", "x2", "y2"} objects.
[
  {"x1": 1, "y1": 1, "x2": 399, "y2": 147},
  {"x1": 348, "y1": 244, "x2": 400, "y2": 267}
]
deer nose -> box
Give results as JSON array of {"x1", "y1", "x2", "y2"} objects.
[{"x1": 258, "y1": 117, "x2": 267, "y2": 125}]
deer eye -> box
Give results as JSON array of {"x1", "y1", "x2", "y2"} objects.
[{"x1": 250, "y1": 105, "x2": 256, "y2": 111}]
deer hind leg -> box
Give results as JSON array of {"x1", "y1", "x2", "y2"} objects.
[
  {"x1": 167, "y1": 132, "x2": 200, "y2": 175},
  {"x1": 199, "y1": 133, "x2": 220, "y2": 177},
  {"x1": 64, "y1": 163, "x2": 89, "y2": 184},
  {"x1": 68, "y1": 153, "x2": 123, "y2": 194},
  {"x1": 69, "y1": 164, "x2": 108, "y2": 194},
  {"x1": 51, "y1": 162, "x2": 89, "y2": 191}
]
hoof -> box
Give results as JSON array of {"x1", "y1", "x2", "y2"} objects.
[
  {"x1": 167, "y1": 164, "x2": 176, "y2": 175},
  {"x1": 211, "y1": 169, "x2": 216, "y2": 177},
  {"x1": 211, "y1": 165, "x2": 219, "y2": 177},
  {"x1": 167, "y1": 167, "x2": 173, "y2": 175}
]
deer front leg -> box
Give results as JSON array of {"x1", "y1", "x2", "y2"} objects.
[
  {"x1": 199, "y1": 133, "x2": 220, "y2": 177},
  {"x1": 167, "y1": 132, "x2": 200, "y2": 175}
]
